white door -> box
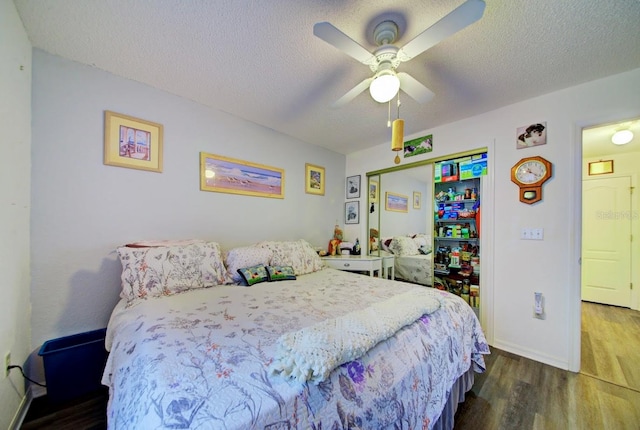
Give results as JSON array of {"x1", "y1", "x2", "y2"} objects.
[{"x1": 582, "y1": 176, "x2": 632, "y2": 307}]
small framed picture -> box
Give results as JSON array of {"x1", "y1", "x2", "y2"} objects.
[
  {"x1": 588, "y1": 160, "x2": 614, "y2": 175},
  {"x1": 413, "y1": 191, "x2": 421, "y2": 209},
  {"x1": 516, "y1": 122, "x2": 547, "y2": 149},
  {"x1": 368, "y1": 180, "x2": 379, "y2": 203},
  {"x1": 104, "y1": 111, "x2": 163, "y2": 172},
  {"x1": 345, "y1": 201, "x2": 359, "y2": 224},
  {"x1": 305, "y1": 163, "x2": 325, "y2": 195},
  {"x1": 346, "y1": 175, "x2": 361, "y2": 199}
]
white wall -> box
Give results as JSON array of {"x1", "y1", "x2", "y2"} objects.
[
  {"x1": 347, "y1": 68, "x2": 640, "y2": 370},
  {"x1": 0, "y1": 0, "x2": 32, "y2": 426},
  {"x1": 29, "y1": 50, "x2": 345, "y2": 350}
]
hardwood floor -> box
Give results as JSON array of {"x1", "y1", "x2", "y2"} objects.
[
  {"x1": 581, "y1": 300, "x2": 640, "y2": 391},
  {"x1": 454, "y1": 348, "x2": 640, "y2": 430},
  {"x1": 20, "y1": 302, "x2": 640, "y2": 429}
]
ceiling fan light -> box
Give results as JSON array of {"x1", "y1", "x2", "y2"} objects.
[
  {"x1": 370, "y1": 73, "x2": 400, "y2": 103},
  {"x1": 611, "y1": 130, "x2": 633, "y2": 145}
]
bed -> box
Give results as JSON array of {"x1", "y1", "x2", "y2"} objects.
[
  {"x1": 381, "y1": 235, "x2": 434, "y2": 286},
  {"x1": 102, "y1": 239, "x2": 488, "y2": 429}
]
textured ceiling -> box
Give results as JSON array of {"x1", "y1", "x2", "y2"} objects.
[{"x1": 13, "y1": 0, "x2": 640, "y2": 155}]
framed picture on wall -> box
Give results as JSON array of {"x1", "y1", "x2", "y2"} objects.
[
  {"x1": 345, "y1": 201, "x2": 359, "y2": 224},
  {"x1": 385, "y1": 192, "x2": 409, "y2": 213},
  {"x1": 413, "y1": 191, "x2": 421, "y2": 209},
  {"x1": 104, "y1": 111, "x2": 163, "y2": 172},
  {"x1": 200, "y1": 152, "x2": 285, "y2": 198},
  {"x1": 369, "y1": 180, "x2": 379, "y2": 203},
  {"x1": 516, "y1": 122, "x2": 547, "y2": 149},
  {"x1": 346, "y1": 175, "x2": 361, "y2": 199},
  {"x1": 305, "y1": 163, "x2": 325, "y2": 195}
]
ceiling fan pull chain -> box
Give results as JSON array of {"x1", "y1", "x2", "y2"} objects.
[{"x1": 387, "y1": 100, "x2": 391, "y2": 127}]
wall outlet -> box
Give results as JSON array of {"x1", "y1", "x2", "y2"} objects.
[{"x1": 4, "y1": 352, "x2": 10, "y2": 378}]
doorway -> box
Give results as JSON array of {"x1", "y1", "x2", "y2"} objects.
[{"x1": 580, "y1": 119, "x2": 640, "y2": 390}]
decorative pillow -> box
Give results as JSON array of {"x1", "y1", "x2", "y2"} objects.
[
  {"x1": 419, "y1": 246, "x2": 432, "y2": 255},
  {"x1": 224, "y1": 246, "x2": 273, "y2": 283},
  {"x1": 258, "y1": 239, "x2": 323, "y2": 275},
  {"x1": 389, "y1": 236, "x2": 420, "y2": 256},
  {"x1": 117, "y1": 241, "x2": 231, "y2": 303},
  {"x1": 237, "y1": 265, "x2": 269, "y2": 286},
  {"x1": 266, "y1": 265, "x2": 296, "y2": 282}
]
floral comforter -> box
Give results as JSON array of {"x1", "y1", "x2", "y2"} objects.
[{"x1": 102, "y1": 268, "x2": 489, "y2": 429}]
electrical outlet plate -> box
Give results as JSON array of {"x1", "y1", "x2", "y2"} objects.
[{"x1": 4, "y1": 352, "x2": 10, "y2": 377}]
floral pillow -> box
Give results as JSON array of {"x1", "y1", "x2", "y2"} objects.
[
  {"x1": 224, "y1": 246, "x2": 273, "y2": 283},
  {"x1": 117, "y1": 241, "x2": 231, "y2": 304},
  {"x1": 257, "y1": 239, "x2": 323, "y2": 275},
  {"x1": 389, "y1": 236, "x2": 420, "y2": 256}
]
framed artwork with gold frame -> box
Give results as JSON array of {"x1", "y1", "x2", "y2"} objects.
[
  {"x1": 385, "y1": 192, "x2": 409, "y2": 212},
  {"x1": 369, "y1": 180, "x2": 379, "y2": 203},
  {"x1": 104, "y1": 111, "x2": 163, "y2": 172},
  {"x1": 305, "y1": 163, "x2": 325, "y2": 195},
  {"x1": 413, "y1": 191, "x2": 422, "y2": 209},
  {"x1": 588, "y1": 160, "x2": 614, "y2": 176},
  {"x1": 200, "y1": 152, "x2": 284, "y2": 198}
]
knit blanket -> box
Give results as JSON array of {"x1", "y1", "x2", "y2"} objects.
[{"x1": 269, "y1": 287, "x2": 442, "y2": 384}]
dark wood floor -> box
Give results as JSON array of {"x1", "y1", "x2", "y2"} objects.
[{"x1": 20, "y1": 302, "x2": 640, "y2": 429}]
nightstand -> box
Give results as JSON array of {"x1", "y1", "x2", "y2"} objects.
[
  {"x1": 322, "y1": 255, "x2": 382, "y2": 277},
  {"x1": 382, "y1": 255, "x2": 395, "y2": 280}
]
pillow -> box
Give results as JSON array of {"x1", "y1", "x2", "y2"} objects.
[
  {"x1": 117, "y1": 241, "x2": 231, "y2": 303},
  {"x1": 380, "y1": 237, "x2": 393, "y2": 253},
  {"x1": 237, "y1": 265, "x2": 269, "y2": 286},
  {"x1": 419, "y1": 246, "x2": 432, "y2": 255},
  {"x1": 266, "y1": 265, "x2": 296, "y2": 281},
  {"x1": 224, "y1": 246, "x2": 273, "y2": 283},
  {"x1": 412, "y1": 235, "x2": 429, "y2": 248},
  {"x1": 389, "y1": 236, "x2": 420, "y2": 256},
  {"x1": 258, "y1": 239, "x2": 324, "y2": 275}
]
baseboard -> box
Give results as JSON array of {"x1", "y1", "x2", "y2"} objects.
[
  {"x1": 8, "y1": 386, "x2": 33, "y2": 430},
  {"x1": 492, "y1": 339, "x2": 570, "y2": 370}
]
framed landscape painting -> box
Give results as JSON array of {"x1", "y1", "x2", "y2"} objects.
[
  {"x1": 200, "y1": 152, "x2": 284, "y2": 198},
  {"x1": 385, "y1": 192, "x2": 409, "y2": 213}
]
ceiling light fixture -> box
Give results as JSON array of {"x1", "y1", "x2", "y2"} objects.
[
  {"x1": 369, "y1": 62, "x2": 400, "y2": 103},
  {"x1": 611, "y1": 129, "x2": 633, "y2": 145}
]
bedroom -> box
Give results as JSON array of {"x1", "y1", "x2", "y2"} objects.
[{"x1": 2, "y1": 0, "x2": 640, "y2": 428}]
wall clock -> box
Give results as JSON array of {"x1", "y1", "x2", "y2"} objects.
[{"x1": 510, "y1": 156, "x2": 552, "y2": 204}]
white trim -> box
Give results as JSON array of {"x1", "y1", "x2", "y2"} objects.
[
  {"x1": 493, "y1": 339, "x2": 569, "y2": 370},
  {"x1": 8, "y1": 386, "x2": 33, "y2": 430}
]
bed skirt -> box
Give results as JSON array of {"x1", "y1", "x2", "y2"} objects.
[{"x1": 432, "y1": 367, "x2": 475, "y2": 430}]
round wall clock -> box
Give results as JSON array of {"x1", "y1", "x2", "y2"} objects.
[{"x1": 510, "y1": 156, "x2": 552, "y2": 204}]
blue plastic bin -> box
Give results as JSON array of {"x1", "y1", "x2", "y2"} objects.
[{"x1": 38, "y1": 328, "x2": 108, "y2": 404}]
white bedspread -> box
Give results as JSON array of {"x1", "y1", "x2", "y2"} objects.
[{"x1": 270, "y1": 287, "x2": 441, "y2": 384}]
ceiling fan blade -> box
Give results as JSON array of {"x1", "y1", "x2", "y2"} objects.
[
  {"x1": 331, "y1": 77, "x2": 373, "y2": 108},
  {"x1": 314, "y1": 22, "x2": 375, "y2": 64},
  {"x1": 398, "y1": 0, "x2": 486, "y2": 61},
  {"x1": 398, "y1": 73, "x2": 435, "y2": 104}
]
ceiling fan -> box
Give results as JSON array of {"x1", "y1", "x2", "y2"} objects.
[{"x1": 313, "y1": 0, "x2": 486, "y2": 108}]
